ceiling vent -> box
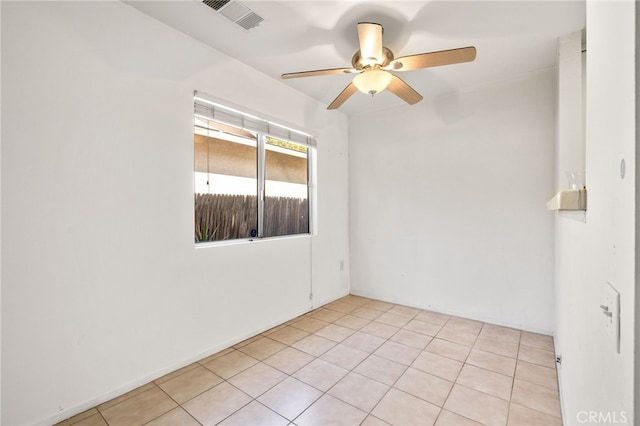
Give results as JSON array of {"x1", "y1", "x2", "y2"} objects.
[
  {"x1": 202, "y1": 0, "x2": 264, "y2": 31},
  {"x1": 202, "y1": 0, "x2": 230, "y2": 11}
]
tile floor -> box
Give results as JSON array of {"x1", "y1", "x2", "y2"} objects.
[{"x1": 58, "y1": 295, "x2": 562, "y2": 426}]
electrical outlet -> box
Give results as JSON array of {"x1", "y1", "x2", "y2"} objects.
[{"x1": 602, "y1": 282, "x2": 620, "y2": 353}]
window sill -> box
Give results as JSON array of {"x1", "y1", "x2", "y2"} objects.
[{"x1": 194, "y1": 233, "x2": 312, "y2": 249}]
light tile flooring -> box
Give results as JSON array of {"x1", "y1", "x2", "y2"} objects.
[{"x1": 58, "y1": 295, "x2": 562, "y2": 426}]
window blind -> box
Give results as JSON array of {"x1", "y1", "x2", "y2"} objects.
[{"x1": 194, "y1": 90, "x2": 316, "y2": 147}]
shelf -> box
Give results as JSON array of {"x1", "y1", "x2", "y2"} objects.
[{"x1": 547, "y1": 189, "x2": 587, "y2": 211}]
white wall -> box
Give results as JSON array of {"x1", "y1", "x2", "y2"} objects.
[
  {"x1": 636, "y1": 2, "x2": 640, "y2": 420},
  {"x1": 554, "y1": 1, "x2": 636, "y2": 424},
  {"x1": 0, "y1": 2, "x2": 349, "y2": 425},
  {"x1": 349, "y1": 69, "x2": 556, "y2": 333},
  {"x1": 0, "y1": 2, "x2": 3, "y2": 422}
]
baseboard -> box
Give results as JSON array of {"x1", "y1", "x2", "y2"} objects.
[{"x1": 348, "y1": 290, "x2": 554, "y2": 336}]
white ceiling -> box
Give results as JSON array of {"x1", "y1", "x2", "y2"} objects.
[{"x1": 127, "y1": 0, "x2": 585, "y2": 116}]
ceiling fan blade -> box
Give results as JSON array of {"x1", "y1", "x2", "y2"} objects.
[
  {"x1": 327, "y1": 83, "x2": 358, "y2": 110},
  {"x1": 387, "y1": 75, "x2": 423, "y2": 105},
  {"x1": 386, "y1": 46, "x2": 476, "y2": 71},
  {"x1": 357, "y1": 22, "x2": 383, "y2": 65},
  {"x1": 282, "y1": 68, "x2": 357, "y2": 79}
]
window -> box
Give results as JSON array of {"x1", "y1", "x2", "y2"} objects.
[{"x1": 194, "y1": 92, "x2": 314, "y2": 243}]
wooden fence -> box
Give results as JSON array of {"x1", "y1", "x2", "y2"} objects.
[{"x1": 195, "y1": 193, "x2": 308, "y2": 242}]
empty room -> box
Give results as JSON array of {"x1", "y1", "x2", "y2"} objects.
[{"x1": 1, "y1": 0, "x2": 637, "y2": 425}]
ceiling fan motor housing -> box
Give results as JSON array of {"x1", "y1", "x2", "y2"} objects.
[{"x1": 352, "y1": 47, "x2": 394, "y2": 70}]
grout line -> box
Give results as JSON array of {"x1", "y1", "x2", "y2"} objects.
[
  {"x1": 252, "y1": 399, "x2": 293, "y2": 423},
  {"x1": 208, "y1": 381, "x2": 256, "y2": 425},
  {"x1": 96, "y1": 410, "x2": 110, "y2": 426},
  {"x1": 140, "y1": 388, "x2": 202, "y2": 426},
  {"x1": 505, "y1": 333, "x2": 523, "y2": 425},
  {"x1": 422, "y1": 316, "x2": 457, "y2": 426}
]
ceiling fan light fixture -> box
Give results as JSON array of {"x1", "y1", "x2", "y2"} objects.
[
  {"x1": 280, "y1": 21, "x2": 476, "y2": 110},
  {"x1": 353, "y1": 69, "x2": 393, "y2": 96}
]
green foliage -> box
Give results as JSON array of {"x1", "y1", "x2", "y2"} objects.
[{"x1": 195, "y1": 222, "x2": 209, "y2": 242}]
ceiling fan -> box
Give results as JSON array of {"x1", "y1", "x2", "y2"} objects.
[{"x1": 281, "y1": 22, "x2": 477, "y2": 110}]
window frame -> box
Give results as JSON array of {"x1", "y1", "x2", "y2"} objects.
[{"x1": 194, "y1": 91, "x2": 316, "y2": 245}]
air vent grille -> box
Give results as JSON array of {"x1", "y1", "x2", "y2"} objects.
[
  {"x1": 236, "y1": 12, "x2": 264, "y2": 30},
  {"x1": 202, "y1": 0, "x2": 264, "y2": 31},
  {"x1": 202, "y1": 0, "x2": 230, "y2": 11}
]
